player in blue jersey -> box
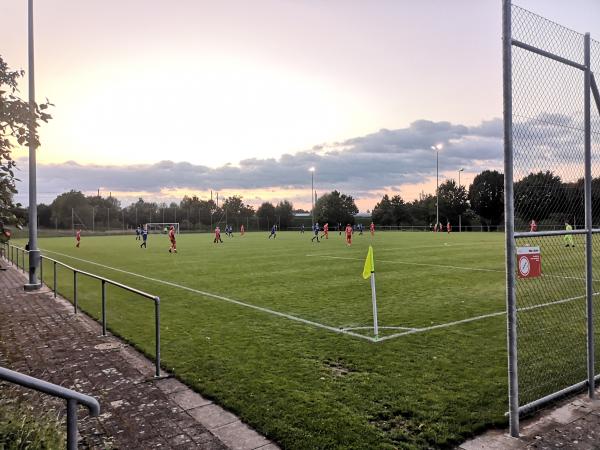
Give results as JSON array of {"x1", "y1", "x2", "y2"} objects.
[
  {"x1": 268, "y1": 224, "x2": 277, "y2": 239},
  {"x1": 140, "y1": 225, "x2": 148, "y2": 248},
  {"x1": 311, "y1": 222, "x2": 320, "y2": 242}
]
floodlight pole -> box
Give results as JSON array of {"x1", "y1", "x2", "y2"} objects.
[
  {"x1": 309, "y1": 168, "x2": 315, "y2": 226},
  {"x1": 436, "y1": 150, "x2": 439, "y2": 228},
  {"x1": 458, "y1": 168, "x2": 464, "y2": 232},
  {"x1": 311, "y1": 171, "x2": 314, "y2": 226},
  {"x1": 25, "y1": 0, "x2": 41, "y2": 291}
]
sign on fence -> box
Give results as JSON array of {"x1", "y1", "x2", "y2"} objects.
[{"x1": 516, "y1": 247, "x2": 541, "y2": 278}]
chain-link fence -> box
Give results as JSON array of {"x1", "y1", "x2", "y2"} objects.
[{"x1": 503, "y1": 0, "x2": 600, "y2": 436}]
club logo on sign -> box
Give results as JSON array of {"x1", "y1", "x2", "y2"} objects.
[{"x1": 517, "y1": 246, "x2": 541, "y2": 278}]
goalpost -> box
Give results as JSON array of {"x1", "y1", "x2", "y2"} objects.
[{"x1": 146, "y1": 223, "x2": 180, "y2": 234}]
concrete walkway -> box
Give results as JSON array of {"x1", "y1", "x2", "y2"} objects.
[
  {"x1": 460, "y1": 391, "x2": 600, "y2": 449},
  {"x1": 0, "y1": 264, "x2": 278, "y2": 449}
]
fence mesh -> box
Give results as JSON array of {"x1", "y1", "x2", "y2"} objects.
[{"x1": 511, "y1": 4, "x2": 598, "y2": 407}]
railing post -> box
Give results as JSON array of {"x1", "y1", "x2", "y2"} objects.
[
  {"x1": 39, "y1": 255, "x2": 43, "y2": 286},
  {"x1": 155, "y1": 297, "x2": 161, "y2": 378},
  {"x1": 66, "y1": 398, "x2": 78, "y2": 450},
  {"x1": 73, "y1": 271, "x2": 78, "y2": 314},
  {"x1": 53, "y1": 261, "x2": 57, "y2": 298},
  {"x1": 101, "y1": 280, "x2": 106, "y2": 336}
]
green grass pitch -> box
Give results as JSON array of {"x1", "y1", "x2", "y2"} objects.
[{"x1": 9, "y1": 230, "x2": 592, "y2": 449}]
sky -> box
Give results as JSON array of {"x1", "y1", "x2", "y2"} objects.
[{"x1": 2, "y1": 0, "x2": 599, "y2": 210}]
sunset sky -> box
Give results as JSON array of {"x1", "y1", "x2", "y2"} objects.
[{"x1": 2, "y1": 0, "x2": 599, "y2": 210}]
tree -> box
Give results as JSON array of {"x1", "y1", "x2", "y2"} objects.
[
  {"x1": 438, "y1": 179, "x2": 469, "y2": 224},
  {"x1": 406, "y1": 193, "x2": 436, "y2": 225},
  {"x1": 257, "y1": 202, "x2": 276, "y2": 229},
  {"x1": 468, "y1": 170, "x2": 504, "y2": 228},
  {"x1": 372, "y1": 194, "x2": 409, "y2": 226},
  {"x1": 314, "y1": 190, "x2": 358, "y2": 225},
  {"x1": 222, "y1": 196, "x2": 255, "y2": 227},
  {"x1": 514, "y1": 171, "x2": 564, "y2": 223},
  {"x1": 0, "y1": 55, "x2": 52, "y2": 224},
  {"x1": 50, "y1": 190, "x2": 90, "y2": 229},
  {"x1": 274, "y1": 200, "x2": 294, "y2": 229}
]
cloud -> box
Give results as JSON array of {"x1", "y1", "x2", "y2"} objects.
[{"x1": 15, "y1": 118, "x2": 505, "y2": 205}]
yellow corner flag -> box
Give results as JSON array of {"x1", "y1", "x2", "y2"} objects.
[{"x1": 362, "y1": 245, "x2": 374, "y2": 279}]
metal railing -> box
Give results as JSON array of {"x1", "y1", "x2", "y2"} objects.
[
  {"x1": 0, "y1": 366, "x2": 100, "y2": 450},
  {"x1": 1, "y1": 243, "x2": 161, "y2": 377}
]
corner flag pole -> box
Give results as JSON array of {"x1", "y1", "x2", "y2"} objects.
[
  {"x1": 363, "y1": 245, "x2": 378, "y2": 339},
  {"x1": 370, "y1": 272, "x2": 379, "y2": 339}
]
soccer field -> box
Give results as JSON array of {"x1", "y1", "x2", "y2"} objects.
[{"x1": 15, "y1": 231, "x2": 513, "y2": 448}]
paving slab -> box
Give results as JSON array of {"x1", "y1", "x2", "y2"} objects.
[
  {"x1": 0, "y1": 264, "x2": 279, "y2": 449},
  {"x1": 460, "y1": 388, "x2": 600, "y2": 449}
]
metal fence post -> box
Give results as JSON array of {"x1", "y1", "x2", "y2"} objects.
[
  {"x1": 66, "y1": 398, "x2": 78, "y2": 450},
  {"x1": 101, "y1": 280, "x2": 106, "y2": 336},
  {"x1": 155, "y1": 297, "x2": 161, "y2": 378},
  {"x1": 583, "y1": 32, "x2": 594, "y2": 399},
  {"x1": 39, "y1": 255, "x2": 43, "y2": 285},
  {"x1": 53, "y1": 261, "x2": 57, "y2": 298},
  {"x1": 503, "y1": 0, "x2": 519, "y2": 437},
  {"x1": 73, "y1": 271, "x2": 78, "y2": 314}
]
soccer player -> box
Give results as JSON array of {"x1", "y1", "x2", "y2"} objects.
[
  {"x1": 268, "y1": 224, "x2": 277, "y2": 239},
  {"x1": 140, "y1": 225, "x2": 148, "y2": 248},
  {"x1": 240, "y1": 224, "x2": 245, "y2": 236},
  {"x1": 358, "y1": 223, "x2": 363, "y2": 235},
  {"x1": 370, "y1": 222, "x2": 375, "y2": 237},
  {"x1": 75, "y1": 229, "x2": 81, "y2": 248},
  {"x1": 168, "y1": 225, "x2": 177, "y2": 253},
  {"x1": 311, "y1": 222, "x2": 320, "y2": 242},
  {"x1": 300, "y1": 224, "x2": 305, "y2": 234},
  {"x1": 529, "y1": 219, "x2": 537, "y2": 232},
  {"x1": 345, "y1": 223, "x2": 353, "y2": 246},
  {"x1": 565, "y1": 222, "x2": 575, "y2": 247},
  {"x1": 446, "y1": 221, "x2": 451, "y2": 234},
  {"x1": 135, "y1": 226, "x2": 141, "y2": 240},
  {"x1": 214, "y1": 226, "x2": 223, "y2": 243},
  {"x1": 321, "y1": 222, "x2": 329, "y2": 240}
]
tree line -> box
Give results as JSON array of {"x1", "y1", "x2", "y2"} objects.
[{"x1": 371, "y1": 170, "x2": 504, "y2": 229}]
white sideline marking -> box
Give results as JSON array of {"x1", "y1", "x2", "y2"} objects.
[
  {"x1": 40, "y1": 249, "x2": 376, "y2": 342},
  {"x1": 38, "y1": 248, "x2": 597, "y2": 343},
  {"x1": 306, "y1": 254, "x2": 600, "y2": 283},
  {"x1": 377, "y1": 293, "x2": 593, "y2": 342}
]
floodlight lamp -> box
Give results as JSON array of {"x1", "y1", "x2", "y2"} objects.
[{"x1": 309, "y1": 167, "x2": 315, "y2": 172}]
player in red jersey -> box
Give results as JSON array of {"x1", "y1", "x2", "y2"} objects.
[
  {"x1": 214, "y1": 226, "x2": 223, "y2": 243},
  {"x1": 321, "y1": 223, "x2": 329, "y2": 239},
  {"x1": 446, "y1": 221, "x2": 451, "y2": 234},
  {"x1": 529, "y1": 219, "x2": 537, "y2": 232},
  {"x1": 240, "y1": 224, "x2": 245, "y2": 236},
  {"x1": 345, "y1": 224, "x2": 353, "y2": 246},
  {"x1": 168, "y1": 226, "x2": 177, "y2": 253},
  {"x1": 370, "y1": 222, "x2": 375, "y2": 237},
  {"x1": 75, "y1": 229, "x2": 81, "y2": 248}
]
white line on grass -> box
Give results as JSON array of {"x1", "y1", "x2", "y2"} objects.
[
  {"x1": 39, "y1": 248, "x2": 596, "y2": 344},
  {"x1": 376, "y1": 293, "x2": 593, "y2": 342},
  {"x1": 305, "y1": 254, "x2": 600, "y2": 283},
  {"x1": 40, "y1": 249, "x2": 377, "y2": 342}
]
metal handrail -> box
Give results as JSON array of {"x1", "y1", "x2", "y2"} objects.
[
  {"x1": 0, "y1": 365, "x2": 100, "y2": 450},
  {"x1": 1, "y1": 243, "x2": 161, "y2": 378}
]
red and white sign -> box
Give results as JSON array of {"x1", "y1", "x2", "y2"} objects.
[{"x1": 517, "y1": 246, "x2": 541, "y2": 278}]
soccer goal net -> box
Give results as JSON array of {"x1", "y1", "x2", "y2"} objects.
[{"x1": 146, "y1": 223, "x2": 180, "y2": 234}]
